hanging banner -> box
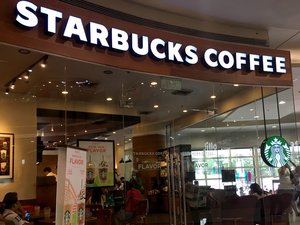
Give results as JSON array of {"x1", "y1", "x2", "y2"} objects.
[
  {"x1": 260, "y1": 136, "x2": 291, "y2": 167},
  {"x1": 56, "y1": 146, "x2": 86, "y2": 225},
  {"x1": 77, "y1": 140, "x2": 115, "y2": 187}
]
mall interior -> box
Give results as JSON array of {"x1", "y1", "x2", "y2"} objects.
[{"x1": 1, "y1": 0, "x2": 300, "y2": 225}]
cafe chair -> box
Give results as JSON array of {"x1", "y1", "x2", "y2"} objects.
[
  {"x1": 93, "y1": 208, "x2": 113, "y2": 225},
  {"x1": 261, "y1": 192, "x2": 293, "y2": 225},
  {"x1": 220, "y1": 195, "x2": 257, "y2": 225},
  {"x1": 126, "y1": 199, "x2": 149, "y2": 225}
]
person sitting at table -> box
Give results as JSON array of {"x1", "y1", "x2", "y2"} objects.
[
  {"x1": 114, "y1": 179, "x2": 142, "y2": 225},
  {"x1": 0, "y1": 192, "x2": 27, "y2": 225},
  {"x1": 249, "y1": 183, "x2": 266, "y2": 199}
]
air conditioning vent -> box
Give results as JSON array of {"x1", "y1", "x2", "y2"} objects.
[{"x1": 171, "y1": 89, "x2": 193, "y2": 96}]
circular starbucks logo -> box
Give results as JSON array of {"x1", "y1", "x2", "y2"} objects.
[{"x1": 261, "y1": 136, "x2": 291, "y2": 167}]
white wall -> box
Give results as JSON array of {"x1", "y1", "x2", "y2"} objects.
[{"x1": 0, "y1": 95, "x2": 37, "y2": 200}]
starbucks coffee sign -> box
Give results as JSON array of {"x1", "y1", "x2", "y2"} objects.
[
  {"x1": 15, "y1": 0, "x2": 287, "y2": 74},
  {"x1": 261, "y1": 136, "x2": 291, "y2": 167}
]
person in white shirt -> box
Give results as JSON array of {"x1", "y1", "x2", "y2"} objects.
[
  {"x1": 43, "y1": 167, "x2": 57, "y2": 181},
  {"x1": 278, "y1": 164, "x2": 300, "y2": 216},
  {"x1": 293, "y1": 166, "x2": 300, "y2": 206},
  {"x1": 0, "y1": 192, "x2": 27, "y2": 225}
]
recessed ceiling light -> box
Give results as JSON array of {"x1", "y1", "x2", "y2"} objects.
[
  {"x1": 233, "y1": 84, "x2": 239, "y2": 87},
  {"x1": 210, "y1": 95, "x2": 216, "y2": 99},
  {"x1": 254, "y1": 115, "x2": 259, "y2": 119},
  {"x1": 150, "y1": 81, "x2": 158, "y2": 86},
  {"x1": 250, "y1": 108, "x2": 254, "y2": 111},
  {"x1": 62, "y1": 90, "x2": 68, "y2": 95},
  {"x1": 279, "y1": 101, "x2": 286, "y2": 104},
  {"x1": 113, "y1": 131, "x2": 116, "y2": 134},
  {"x1": 154, "y1": 104, "x2": 159, "y2": 108},
  {"x1": 183, "y1": 109, "x2": 188, "y2": 113},
  {"x1": 201, "y1": 130, "x2": 205, "y2": 132},
  {"x1": 106, "y1": 97, "x2": 112, "y2": 101}
]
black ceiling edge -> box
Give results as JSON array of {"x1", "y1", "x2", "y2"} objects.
[{"x1": 59, "y1": 0, "x2": 269, "y2": 47}]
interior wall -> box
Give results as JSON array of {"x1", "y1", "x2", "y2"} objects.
[{"x1": 0, "y1": 95, "x2": 37, "y2": 200}]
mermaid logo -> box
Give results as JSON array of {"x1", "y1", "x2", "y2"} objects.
[{"x1": 261, "y1": 136, "x2": 291, "y2": 167}]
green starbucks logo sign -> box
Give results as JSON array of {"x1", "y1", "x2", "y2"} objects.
[{"x1": 261, "y1": 136, "x2": 291, "y2": 167}]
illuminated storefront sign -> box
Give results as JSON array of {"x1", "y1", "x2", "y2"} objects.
[
  {"x1": 15, "y1": 0, "x2": 287, "y2": 74},
  {"x1": 260, "y1": 136, "x2": 291, "y2": 167}
]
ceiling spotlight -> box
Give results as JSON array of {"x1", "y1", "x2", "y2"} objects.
[
  {"x1": 5, "y1": 88, "x2": 9, "y2": 95},
  {"x1": 210, "y1": 95, "x2": 216, "y2": 99},
  {"x1": 279, "y1": 101, "x2": 286, "y2": 105},
  {"x1": 150, "y1": 81, "x2": 158, "y2": 86},
  {"x1": 183, "y1": 109, "x2": 188, "y2": 113},
  {"x1": 154, "y1": 104, "x2": 159, "y2": 108},
  {"x1": 40, "y1": 55, "x2": 48, "y2": 68},
  {"x1": 61, "y1": 90, "x2": 68, "y2": 95},
  {"x1": 23, "y1": 72, "x2": 30, "y2": 80},
  {"x1": 9, "y1": 83, "x2": 15, "y2": 90},
  {"x1": 106, "y1": 97, "x2": 112, "y2": 101},
  {"x1": 233, "y1": 84, "x2": 239, "y2": 87}
]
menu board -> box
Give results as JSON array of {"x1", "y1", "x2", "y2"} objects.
[
  {"x1": 56, "y1": 146, "x2": 86, "y2": 225},
  {"x1": 0, "y1": 133, "x2": 14, "y2": 179},
  {"x1": 77, "y1": 140, "x2": 115, "y2": 187}
]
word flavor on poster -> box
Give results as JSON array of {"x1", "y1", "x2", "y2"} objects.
[{"x1": 77, "y1": 140, "x2": 115, "y2": 187}]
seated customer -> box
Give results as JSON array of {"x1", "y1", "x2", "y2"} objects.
[
  {"x1": 249, "y1": 183, "x2": 266, "y2": 199},
  {"x1": 114, "y1": 179, "x2": 142, "y2": 225},
  {"x1": 0, "y1": 192, "x2": 27, "y2": 225}
]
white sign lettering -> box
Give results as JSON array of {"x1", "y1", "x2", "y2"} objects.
[{"x1": 15, "y1": 0, "x2": 287, "y2": 74}]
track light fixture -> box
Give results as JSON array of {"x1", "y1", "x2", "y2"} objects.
[
  {"x1": 9, "y1": 82, "x2": 15, "y2": 90},
  {"x1": 4, "y1": 55, "x2": 48, "y2": 94},
  {"x1": 40, "y1": 55, "x2": 48, "y2": 68},
  {"x1": 23, "y1": 71, "x2": 30, "y2": 80}
]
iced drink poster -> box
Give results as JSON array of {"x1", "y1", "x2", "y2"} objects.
[
  {"x1": 62, "y1": 147, "x2": 86, "y2": 225},
  {"x1": 77, "y1": 140, "x2": 115, "y2": 187}
]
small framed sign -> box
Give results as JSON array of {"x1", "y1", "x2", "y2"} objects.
[{"x1": 0, "y1": 133, "x2": 14, "y2": 179}]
